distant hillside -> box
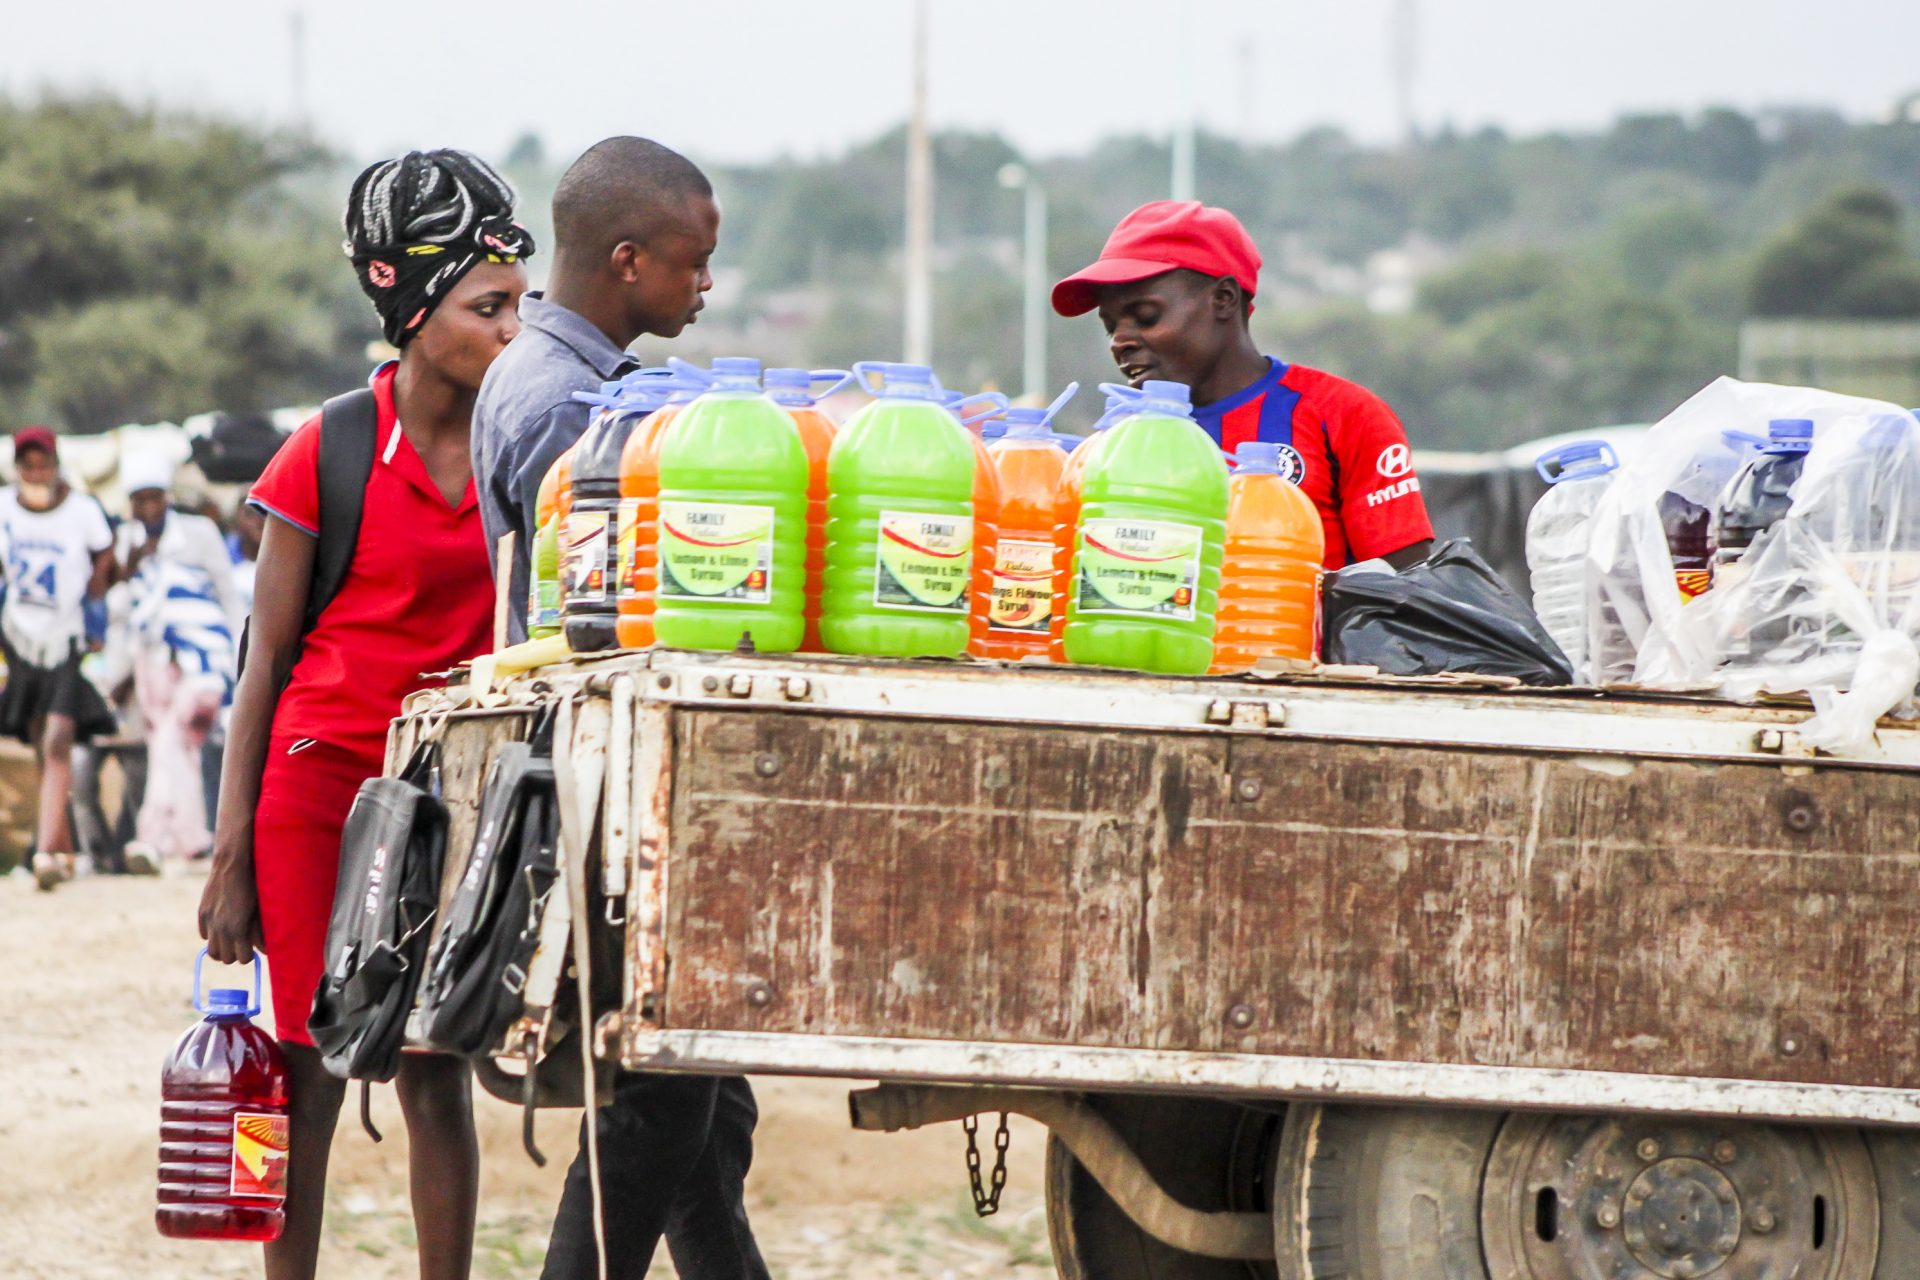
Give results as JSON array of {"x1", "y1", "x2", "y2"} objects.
[{"x1": 8, "y1": 98, "x2": 1920, "y2": 446}]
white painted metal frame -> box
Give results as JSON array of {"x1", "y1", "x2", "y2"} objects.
[
  {"x1": 472, "y1": 649, "x2": 1920, "y2": 770},
  {"x1": 622, "y1": 1028, "x2": 1920, "y2": 1127}
]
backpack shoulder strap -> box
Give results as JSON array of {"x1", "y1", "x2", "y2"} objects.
[{"x1": 309, "y1": 387, "x2": 379, "y2": 631}]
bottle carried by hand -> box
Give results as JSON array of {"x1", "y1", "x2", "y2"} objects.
[{"x1": 157, "y1": 951, "x2": 290, "y2": 1242}]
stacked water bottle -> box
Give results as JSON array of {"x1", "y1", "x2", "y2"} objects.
[
  {"x1": 1526, "y1": 412, "x2": 1920, "y2": 686},
  {"x1": 526, "y1": 357, "x2": 1327, "y2": 676}
]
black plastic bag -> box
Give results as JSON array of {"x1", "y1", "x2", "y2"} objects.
[{"x1": 1323, "y1": 538, "x2": 1574, "y2": 685}]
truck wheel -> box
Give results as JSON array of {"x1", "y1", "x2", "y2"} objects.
[
  {"x1": 1271, "y1": 1103, "x2": 1920, "y2": 1279},
  {"x1": 1046, "y1": 1093, "x2": 1281, "y2": 1280}
]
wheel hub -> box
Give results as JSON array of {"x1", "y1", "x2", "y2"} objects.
[
  {"x1": 1620, "y1": 1156, "x2": 1740, "y2": 1277},
  {"x1": 1480, "y1": 1114, "x2": 1878, "y2": 1280}
]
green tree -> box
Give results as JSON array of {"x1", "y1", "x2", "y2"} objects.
[
  {"x1": 1747, "y1": 186, "x2": 1920, "y2": 318},
  {"x1": 0, "y1": 97, "x2": 367, "y2": 432}
]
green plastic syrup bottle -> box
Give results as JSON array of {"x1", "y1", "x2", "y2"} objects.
[
  {"x1": 1063, "y1": 380, "x2": 1229, "y2": 675},
  {"x1": 820, "y1": 362, "x2": 977, "y2": 657},
  {"x1": 651, "y1": 357, "x2": 809, "y2": 653}
]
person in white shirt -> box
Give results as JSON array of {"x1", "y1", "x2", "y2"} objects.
[
  {"x1": 0, "y1": 427, "x2": 116, "y2": 889},
  {"x1": 114, "y1": 449, "x2": 240, "y2": 870}
]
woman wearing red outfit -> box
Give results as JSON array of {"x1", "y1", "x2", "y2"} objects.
[{"x1": 199, "y1": 149, "x2": 532, "y2": 1280}]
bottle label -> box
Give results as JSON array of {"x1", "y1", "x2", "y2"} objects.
[
  {"x1": 988, "y1": 538, "x2": 1055, "y2": 632},
  {"x1": 1074, "y1": 518, "x2": 1203, "y2": 620},
  {"x1": 562, "y1": 510, "x2": 613, "y2": 603},
  {"x1": 230, "y1": 1111, "x2": 290, "y2": 1200},
  {"x1": 615, "y1": 497, "x2": 642, "y2": 596},
  {"x1": 529, "y1": 569, "x2": 561, "y2": 632},
  {"x1": 1675, "y1": 568, "x2": 1711, "y2": 602},
  {"x1": 874, "y1": 509, "x2": 971, "y2": 612},
  {"x1": 658, "y1": 501, "x2": 775, "y2": 604}
]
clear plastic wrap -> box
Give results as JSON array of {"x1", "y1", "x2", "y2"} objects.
[{"x1": 1584, "y1": 377, "x2": 1920, "y2": 755}]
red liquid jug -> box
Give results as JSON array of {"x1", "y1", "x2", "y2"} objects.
[{"x1": 157, "y1": 950, "x2": 290, "y2": 1242}]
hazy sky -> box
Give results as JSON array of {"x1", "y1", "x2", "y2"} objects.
[{"x1": 6, "y1": 1, "x2": 1919, "y2": 165}]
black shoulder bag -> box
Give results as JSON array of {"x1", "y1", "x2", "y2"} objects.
[
  {"x1": 415, "y1": 711, "x2": 561, "y2": 1056},
  {"x1": 307, "y1": 741, "x2": 447, "y2": 1089}
]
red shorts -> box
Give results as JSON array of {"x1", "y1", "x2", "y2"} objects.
[{"x1": 253, "y1": 735, "x2": 383, "y2": 1046}]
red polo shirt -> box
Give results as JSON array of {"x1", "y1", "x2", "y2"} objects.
[{"x1": 249, "y1": 363, "x2": 493, "y2": 761}]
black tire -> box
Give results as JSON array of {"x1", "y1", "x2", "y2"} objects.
[
  {"x1": 1269, "y1": 1104, "x2": 1501, "y2": 1279},
  {"x1": 1866, "y1": 1130, "x2": 1920, "y2": 1278},
  {"x1": 1271, "y1": 1103, "x2": 1920, "y2": 1280},
  {"x1": 1046, "y1": 1092, "x2": 1282, "y2": 1280}
]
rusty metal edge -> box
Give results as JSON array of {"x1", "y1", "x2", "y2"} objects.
[
  {"x1": 619, "y1": 1029, "x2": 1920, "y2": 1127},
  {"x1": 628, "y1": 698, "x2": 675, "y2": 1032}
]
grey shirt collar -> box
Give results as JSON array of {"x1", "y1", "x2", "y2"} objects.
[{"x1": 516, "y1": 292, "x2": 632, "y2": 380}]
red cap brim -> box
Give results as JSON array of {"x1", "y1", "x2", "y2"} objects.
[{"x1": 1049, "y1": 256, "x2": 1182, "y2": 317}]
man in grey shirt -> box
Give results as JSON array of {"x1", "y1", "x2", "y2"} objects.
[
  {"x1": 473, "y1": 137, "x2": 767, "y2": 1280},
  {"x1": 475, "y1": 136, "x2": 719, "y2": 646}
]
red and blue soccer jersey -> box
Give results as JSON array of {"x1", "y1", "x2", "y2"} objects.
[{"x1": 1192, "y1": 358, "x2": 1434, "y2": 568}]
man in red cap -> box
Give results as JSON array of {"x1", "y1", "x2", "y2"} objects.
[{"x1": 1054, "y1": 200, "x2": 1434, "y2": 570}]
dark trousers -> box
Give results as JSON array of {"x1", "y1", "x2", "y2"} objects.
[{"x1": 541, "y1": 1072, "x2": 769, "y2": 1280}]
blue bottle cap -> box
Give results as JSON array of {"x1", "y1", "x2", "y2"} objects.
[
  {"x1": 1234, "y1": 441, "x2": 1283, "y2": 474},
  {"x1": 853, "y1": 362, "x2": 942, "y2": 400},
  {"x1": 707, "y1": 357, "x2": 762, "y2": 392},
  {"x1": 1535, "y1": 439, "x2": 1620, "y2": 484},
  {"x1": 204, "y1": 988, "x2": 253, "y2": 1020},
  {"x1": 1000, "y1": 407, "x2": 1051, "y2": 439},
  {"x1": 1138, "y1": 380, "x2": 1193, "y2": 415},
  {"x1": 1765, "y1": 418, "x2": 1814, "y2": 453}
]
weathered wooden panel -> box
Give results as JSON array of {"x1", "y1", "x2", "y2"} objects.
[{"x1": 662, "y1": 708, "x2": 1920, "y2": 1090}]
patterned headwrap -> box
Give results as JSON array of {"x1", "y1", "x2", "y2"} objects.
[{"x1": 343, "y1": 149, "x2": 536, "y2": 348}]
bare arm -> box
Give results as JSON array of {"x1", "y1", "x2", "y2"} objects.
[
  {"x1": 199, "y1": 516, "x2": 316, "y2": 963},
  {"x1": 86, "y1": 547, "x2": 113, "y2": 598}
]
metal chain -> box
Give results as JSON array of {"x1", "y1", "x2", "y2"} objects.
[{"x1": 962, "y1": 1112, "x2": 1013, "y2": 1217}]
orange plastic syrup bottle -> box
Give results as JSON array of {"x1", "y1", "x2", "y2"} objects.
[
  {"x1": 975, "y1": 387, "x2": 1076, "y2": 660},
  {"x1": 947, "y1": 391, "x2": 1008, "y2": 659},
  {"x1": 764, "y1": 369, "x2": 853, "y2": 652},
  {"x1": 613, "y1": 385, "x2": 701, "y2": 651},
  {"x1": 1210, "y1": 440, "x2": 1326, "y2": 673},
  {"x1": 1048, "y1": 388, "x2": 1136, "y2": 663}
]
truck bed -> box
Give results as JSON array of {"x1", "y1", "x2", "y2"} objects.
[{"x1": 394, "y1": 650, "x2": 1920, "y2": 1125}]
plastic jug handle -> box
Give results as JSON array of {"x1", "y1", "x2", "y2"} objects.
[
  {"x1": 951, "y1": 391, "x2": 1010, "y2": 426},
  {"x1": 193, "y1": 946, "x2": 263, "y2": 1018},
  {"x1": 808, "y1": 370, "x2": 856, "y2": 400},
  {"x1": 666, "y1": 356, "x2": 714, "y2": 386},
  {"x1": 1723, "y1": 429, "x2": 1767, "y2": 451},
  {"x1": 569, "y1": 391, "x2": 619, "y2": 408},
  {"x1": 852, "y1": 362, "x2": 891, "y2": 397},
  {"x1": 1041, "y1": 381, "x2": 1080, "y2": 427},
  {"x1": 1097, "y1": 382, "x2": 1145, "y2": 404}
]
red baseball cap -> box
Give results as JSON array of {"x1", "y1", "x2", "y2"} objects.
[
  {"x1": 1051, "y1": 200, "x2": 1262, "y2": 317},
  {"x1": 12, "y1": 426, "x2": 55, "y2": 459}
]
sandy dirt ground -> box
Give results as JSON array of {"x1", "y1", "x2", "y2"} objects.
[{"x1": 0, "y1": 868, "x2": 1055, "y2": 1279}]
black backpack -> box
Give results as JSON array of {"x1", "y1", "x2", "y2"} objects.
[
  {"x1": 414, "y1": 718, "x2": 561, "y2": 1056},
  {"x1": 307, "y1": 742, "x2": 447, "y2": 1083},
  {"x1": 237, "y1": 387, "x2": 377, "y2": 672}
]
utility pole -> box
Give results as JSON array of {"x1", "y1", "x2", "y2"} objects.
[
  {"x1": 1171, "y1": 121, "x2": 1196, "y2": 202},
  {"x1": 904, "y1": 0, "x2": 934, "y2": 367},
  {"x1": 1171, "y1": 20, "x2": 1197, "y2": 201},
  {"x1": 289, "y1": 11, "x2": 309, "y2": 132},
  {"x1": 999, "y1": 164, "x2": 1048, "y2": 399},
  {"x1": 1391, "y1": 0, "x2": 1419, "y2": 146}
]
